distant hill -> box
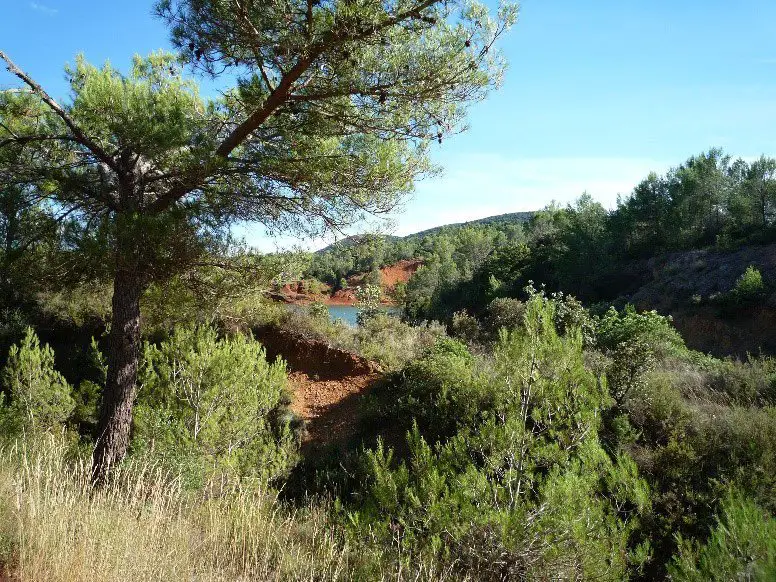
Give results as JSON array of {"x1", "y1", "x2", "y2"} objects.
[
  {"x1": 403, "y1": 211, "x2": 535, "y2": 240},
  {"x1": 316, "y1": 233, "x2": 401, "y2": 254},
  {"x1": 317, "y1": 211, "x2": 535, "y2": 253}
]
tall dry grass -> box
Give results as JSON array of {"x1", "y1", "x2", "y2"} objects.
[
  {"x1": 0, "y1": 436, "x2": 351, "y2": 581},
  {"x1": 0, "y1": 436, "x2": 463, "y2": 582}
]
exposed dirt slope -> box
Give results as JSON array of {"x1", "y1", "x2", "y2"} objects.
[
  {"x1": 254, "y1": 326, "x2": 381, "y2": 452},
  {"x1": 618, "y1": 242, "x2": 776, "y2": 357},
  {"x1": 287, "y1": 370, "x2": 378, "y2": 453},
  {"x1": 379, "y1": 259, "x2": 422, "y2": 290},
  {"x1": 273, "y1": 259, "x2": 423, "y2": 306}
]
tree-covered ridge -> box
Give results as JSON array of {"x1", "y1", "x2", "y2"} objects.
[
  {"x1": 307, "y1": 210, "x2": 531, "y2": 288},
  {"x1": 309, "y1": 148, "x2": 776, "y2": 321}
]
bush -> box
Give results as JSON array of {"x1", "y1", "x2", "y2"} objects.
[
  {"x1": 350, "y1": 313, "x2": 446, "y2": 371},
  {"x1": 703, "y1": 355, "x2": 776, "y2": 406},
  {"x1": 349, "y1": 294, "x2": 649, "y2": 580},
  {"x1": 481, "y1": 297, "x2": 525, "y2": 338},
  {"x1": 450, "y1": 309, "x2": 482, "y2": 346},
  {"x1": 0, "y1": 327, "x2": 74, "y2": 435},
  {"x1": 732, "y1": 265, "x2": 766, "y2": 302},
  {"x1": 375, "y1": 337, "x2": 483, "y2": 442},
  {"x1": 669, "y1": 490, "x2": 776, "y2": 581},
  {"x1": 134, "y1": 326, "x2": 297, "y2": 484},
  {"x1": 551, "y1": 291, "x2": 596, "y2": 347},
  {"x1": 355, "y1": 284, "x2": 381, "y2": 325},
  {"x1": 0, "y1": 308, "x2": 29, "y2": 366},
  {"x1": 307, "y1": 301, "x2": 330, "y2": 321},
  {"x1": 596, "y1": 305, "x2": 686, "y2": 360}
]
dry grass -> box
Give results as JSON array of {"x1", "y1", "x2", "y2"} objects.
[
  {"x1": 0, "y1": 436, "x2": 351, "y2": 582},
  {"x1": 0, "y1": 436, "x2": 465, "y2": 582}
]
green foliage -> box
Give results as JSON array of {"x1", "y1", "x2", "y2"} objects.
[
  {"x1": 596, "y1": 305, "x2": 686, "y2": 360},
  {"x1": 450, "y1": 309, "x2": 482, "y2": 345},
  {"x1": 611, "y1": 353, "x2": 776, "y2": 576},
  {"x1": 0, "y1": 308, "x2": 29, "y2": 366},
  {"x1": 703, "y1": 355, "x2": 776, "y2": 406},
  {"x1": 669, "y1": 491, "x2": 776, "y2": 581},
  {"x1": 731, "y1": 265, "x2": 766, "y2": 303},
  {"x1": 551, "y1": 290, "x2": 596, "y2": 346},
  {"x1": 0, "y1": 327, "x2": 74, "y2": 434},
  {"x1": 481, "y1": 296, "x2": 525, "y2": 337},
  {"x1": 134, "y1": 326, "x2": 296, "y2": 483},
  {"x1": 142, "y1": 251, "x2": 306, "y2": 332},
  {"x1": 355, "y1": 284, "x2": 381, "y2": 326},
  {"x1": 376, "y1": 337, "x2": 482, "y2": 442},
  {"x1": 306, "y1": 301, "x2": 329, "y2": 322},
  {"x1": 71, "y1": 337, "x2": 107, "y2": 432},
  {"x1": 3, "y1": 0, "x2": 518, "y2": 482},
  {"x1": 349, "y1": 313, "x2": 446, "y2": 371},
  {"x1": 338, "y1": 149, "x2": 776, "y2": 323},
  {"x1": 591, "y1": 305, "x2": 685, "y2": 410},
  {"x1": 349, "y1": 294, "x2": 648, "y2": 579}
]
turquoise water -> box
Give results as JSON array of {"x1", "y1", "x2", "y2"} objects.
[
  {"x1": 286, "y1": 304, "x2": 401, "y2": 326},
  {"x1": 327, "y1": 305, "x2": 401, "y2": 326}
]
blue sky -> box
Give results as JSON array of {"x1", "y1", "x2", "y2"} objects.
[{"x1": 3, "y1": 1, "x2": 776, "y2": 250}]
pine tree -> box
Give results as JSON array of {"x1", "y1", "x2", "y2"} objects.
[{"x1": 0, "y1": 0, "x2": 517, "y2": 480}]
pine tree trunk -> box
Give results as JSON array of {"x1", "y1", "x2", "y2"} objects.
[{"x1": 91, "y1": 267, "x2": 144, "y2": 483}]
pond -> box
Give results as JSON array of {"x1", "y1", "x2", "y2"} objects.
[
  {"x1": 326, "y1": 305, "x2": 402, "y2": 326},
  {"x1": 326, "y1": 305, "x2": 401, "y2": 326},
  {"x1": 285, "y1": 304, "x2": 402, "y2": 326}
]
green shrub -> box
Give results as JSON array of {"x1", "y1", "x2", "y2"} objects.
[
  {"x1": 355, "y1": 284, "x2": 381, "y2": 325},
  {"x1": 551, "y1": 290, "x2": 596, "y2": 346},
  {"x1": 669, "y1": 490, "x2": 776, "y2": 581},
  {"x1": 376, "y1": 337, "x2": 483, "y2": 442},
  {"x1": 134, "y1": 326, "x2": 297, "y2": 484},
  {"x1": 302, "y1": 277, "x2": 327, "y2": 295},
  {"x1": 363, "y1": 269, "x2": 382, "y2": 287},
  {"x1": 596, "y1": 305, "x2": 686, "y2": 360},
  {"x1": 450, "y1": 309, "x2": 482, "y2": 346},
  {"x1": 703, "y1": 355, "x2": 776, "y2": 406},
  {"x1": 307, "y1": 301, "x2": 330, "y2": 321},
  {"x1": 0, "y1": 308, "x2": 29, "y2": 366},
  {"x1": 350, "y1": 313, "x2": 446, "y2": 371},
  {"x1": 348, "y1": 294, "x2": 649, "y2": 580},
  {"x1": 481, "y1": 296, "x2": 524, "y2": 338},
  {"x1": 732, "y1": 265, "x2": 766, "y2": 302},
  {"x1": 0, "y1": 327, "x2": 74, "y2": 435},
  {"x1": 391, "y1": 281, "x2": 407, "y2": 303}
]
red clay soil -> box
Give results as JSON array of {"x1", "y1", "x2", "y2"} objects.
[
  {"x1": 287, "y1": 370, "x2": 379, "y2": 453},
  {"x1": 254, "y1": 325, "x2": 382, "y2": 451},
  {"x1": 347, "y1": 259, "x2": 422, "y2": 293},
  {"x1": 378, "y1": 259, "x2": 422, "y2": 291},
  {"x1": 328, "y1": 288, "x2": 358, "y2": 305},
  {"x1": 277, "y1": 260, "x2": 423, "y2": 306}
]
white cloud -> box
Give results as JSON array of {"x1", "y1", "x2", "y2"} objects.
[{"x1": 29, "y1": 2, "x2": 58, "y2": 16}]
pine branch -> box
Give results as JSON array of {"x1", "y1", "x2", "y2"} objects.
[{"x1": 0, "y1": 50, "x2": 121, "y2": 175}]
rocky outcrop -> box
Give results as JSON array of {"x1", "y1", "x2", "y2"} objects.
[{"x1": 619, "y1": 242, "x2": 776, "y2": 358}]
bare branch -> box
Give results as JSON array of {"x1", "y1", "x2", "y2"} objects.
[{"x1": 0, "y1": 134, "x2": 79, "y2": 149}]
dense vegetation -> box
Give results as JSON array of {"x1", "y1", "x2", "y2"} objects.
[
  {"x1": 1, "y1": 0, "x2": 516, "y2": 481},
  {"x1": 1, "y1": 280, "x2": 775, "y2": 579},
  {"x1": 307, "y1": 149, "x2": 776, "y2": 323}
]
